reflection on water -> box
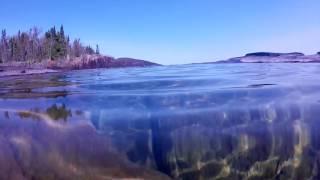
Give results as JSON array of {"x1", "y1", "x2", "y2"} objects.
[
  {"x1": 1, "y1": 64, "x2": 320, "y2": 179},
  {"x1": 0, "y1": 74, "x2": 70, "y2": 99},
  {"x1": 46, "y1": 104, "x2": 72, "y2": 121},
  {"x1": 14, "y1": 104, "x2": 72, "y2": 122}
]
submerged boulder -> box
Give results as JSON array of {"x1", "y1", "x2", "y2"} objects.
[{"x1": 0, "y1": 109, "x2": 171, "y2": 180}]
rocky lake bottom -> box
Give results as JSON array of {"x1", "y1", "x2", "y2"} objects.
[{"x1": 1, "y1": 63, "x2": 320, "y2": 179}]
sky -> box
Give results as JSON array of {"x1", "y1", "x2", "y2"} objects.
[{"x1": 0, "y1": 0, "x2": 320, "y2": 65}]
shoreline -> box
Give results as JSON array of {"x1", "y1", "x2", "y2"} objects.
[
  {"x1": 0, "y1": 68, "x2": 61, "y2": 77},
  {"x1": 0, "y1": 55, "x2": 160, "y2": 77}
]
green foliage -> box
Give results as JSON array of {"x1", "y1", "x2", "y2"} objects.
[
  {"x1": 85, "y1": 46, "x2": 95, "y2": 55},
  {"x1": 0, "y1": 26, "x2": 100, "y2": 63},
  {"x1": 45, "y1": 26, "x2": 67, "y2": 60}
]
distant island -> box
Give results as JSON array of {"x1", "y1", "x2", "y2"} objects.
[
  {"x1": 214, "y1": 52, "x2": 320, "y2": 63},
  {"x1": 0, "y1": 26, "x2": 160, "y2": 76}
]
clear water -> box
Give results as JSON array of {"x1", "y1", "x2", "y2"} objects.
[{"x1": 1, "y1": 63, "x2": 320, "y2": 179}]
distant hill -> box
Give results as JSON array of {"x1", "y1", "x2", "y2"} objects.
[
  {"x1": 214, "y1": 52, "x2": 320, "y2": 63},
  {"x1": 38, "y1": 55, "x2": 161, "y2": 70},
  {"x1": 116, "y1": 57, "x2": 161, "y2": 67}
]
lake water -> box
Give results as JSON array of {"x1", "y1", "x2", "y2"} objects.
[{"x1": 1, "y1": 63, "x2": 320, "y2": 179}]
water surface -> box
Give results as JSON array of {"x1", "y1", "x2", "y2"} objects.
[{"x1": 1, "y1": 63, "x2": 320, "y2": 179}]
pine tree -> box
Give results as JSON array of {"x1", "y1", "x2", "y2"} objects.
[
  {"x1": 0, "y1": 26, "x2": 98, "y2": 63},
  {"x1": 60, "y1": 25, "x2": 65, "y2": 38},
  {"x1": 58, "y1": 25, "x2": 67, "y2": 58},
  {"x1": 85, "y1": 46, "x2": 95, "y2": 55},
  {"x1": 0, "y1": 29, "x2": 8, "y2": 63},
  {"x1": 95, "y1": 44, "x2": 100, "y2": 55},
  {"x1": 9, "y1": 37, "x2": 18, "y2": 62}
]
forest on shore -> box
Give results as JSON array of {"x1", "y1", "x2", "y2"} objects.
[{"x1": 0, "y1": 26, "x2": 100, "y2": 63}]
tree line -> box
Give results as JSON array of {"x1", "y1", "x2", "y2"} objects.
[{"x1": 0, "y1": 26, "x2": 100, "y2": 63}]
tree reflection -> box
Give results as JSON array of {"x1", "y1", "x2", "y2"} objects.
[
  {"x1": 17, "y1": 104, "x2": 72, "y2": 122},
  {"x1": 46, "y1": 104, "x2": 72, "y2": 121},
  {"x1": 18, "y1": 111, "x2": 41, "y2": 120},
  {"x1": 4, "y1": 111, "x2": 9, "y2": 119}
]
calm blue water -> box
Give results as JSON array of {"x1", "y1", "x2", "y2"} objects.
[{"x1": 1, "y1": 63, "x2": 320, "y2": 179}]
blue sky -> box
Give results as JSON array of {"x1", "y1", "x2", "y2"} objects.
[{"x1": 0, "y1": 0, "x2": 320, "y2": 64}]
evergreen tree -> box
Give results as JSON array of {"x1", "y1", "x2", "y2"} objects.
[
  {"x1": 95, "y1": 44, "x2": 100, "y2": 55},
  {"x1": 85, "y1": 46, "x2": 95, "y2": 55},
  {"x1": 0, "y1": 30, "x2": 8, "y2": 62},
  {"x1": 9, "y1": 37, "x2": 18, "y2": 61},
  {"x1": 0, "y1": 25, "x2": 97, "y2": 63},
  {"x1": 58, "y1": 25, "x2": 67, "y2": 58},
  {"x1": 60, "y1": 25, "x2": 65, "y2": 38}
]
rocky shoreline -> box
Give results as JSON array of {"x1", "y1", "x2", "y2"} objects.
[
  {"x1": 2, "y1": 51, "x2": 320, "y2": 77},
  {"x1": 0, "y1": 55, "x2": 160, "y2": 77}
]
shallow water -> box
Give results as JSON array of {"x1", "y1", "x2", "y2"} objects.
[{"x1": 1, "y1": 63, "x2": 320, "y2": 179}]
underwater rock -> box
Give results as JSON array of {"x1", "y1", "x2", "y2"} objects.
[
  {"x1": 92, "y1": 103, "x2": 320, "y2": 179},
  {"x1": 0, "y1": 110, "x2": 171, "y2": 180}
]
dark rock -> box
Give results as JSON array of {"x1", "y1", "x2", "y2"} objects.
[
  {"x1": 20, "y1": 70, "x2": 26, "y2": 73},
  {"x1": 177, "y1": 159, "x2": 192, "y2": 169},
  {"x1": 216, "y1": 172, "x2": 244, "y2": 180},
  {"x1": 245, "y1": 52, "x2": 304, "y2": 57},
  {"x1": 245, "y1": 52, "x2": 282, "y2": 57},
  {"x1": 126, "y1": 132, "x2": 152, "y2": 165},
  {"x1": 179, "y1": 170, "x2": 201, "y2": 180},
  {"x1": 317, "y1": 52, "x2": 320, "y2": 55},
  {"x1": 200, "y1": 162, "x2": 223, "y2": 178},
  {"x1": 285, "y1": 52, "x2": 305, "y2": 56},
  {"x1": 275, "y1": 165, "x2": 295, "y2": 180}
]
